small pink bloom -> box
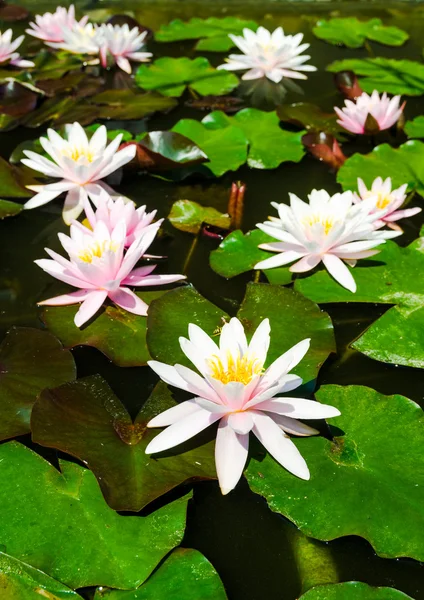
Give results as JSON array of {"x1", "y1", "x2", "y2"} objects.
[
  {"x1": 354, "y1": 177, "x2": 421, "y2": 230},
  {"x1": 26, "y1": 5, "x2": 88, "y2": 43},
  {"x1": 97, "y1": 24, "x2": 152, "y2": 74},
  {"x1": 0, "y1": 29, "x2": 34, "y2": 68},
  {"x1": 35, "y1": 219, "x2": 185, "y2": 327},
  {"x1": 146, "y1": 318, "x2": 340, "y2": 495},
  {"x1": 334, "y1": 90, "x2": 405, "y2": 134}
]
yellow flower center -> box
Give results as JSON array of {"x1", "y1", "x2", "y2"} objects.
[
  {"x1": 62, "y1": 146, "x2": 95, "y2": 163},
  {"x1": 375, "y1": 193, "x2": 391, "y2": 210},
  {"x1": 78, "y1": 240, "x2": 118, "y2": 263},
  {"x1": 207, "y1": 352, "x2": 263, "y2": 385},
  {"x1": 303, "y1": 214, "x2": 334, "y2": 235}
]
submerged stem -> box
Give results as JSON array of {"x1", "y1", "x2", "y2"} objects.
[{"x1": 183, "y1": 231, "x2": 200, "y2": 275}]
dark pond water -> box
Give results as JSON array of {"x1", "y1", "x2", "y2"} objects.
[{"x1": 2, "y1": 1, "x2": 424, "y2": 599}]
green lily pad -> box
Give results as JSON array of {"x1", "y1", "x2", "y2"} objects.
[
  {"x1": 277, "y1": 102, "x2": 345, "y2": 139},
  {"x1": 32, "y1": 376, "x2": 216, "y2": 512},
  {"x1": 41, "y1": 291, "x2": 169, "y2": 368},
  {"x1": 313, "y1": 18, "x2": 408, "y2": 48},
  {"x1": 295, "y1": 237, "x2": 424, "y2": 369},
  {"x1": 209, "y1": 229, "x2": 293, "y2": 285},
  {"x1": 246, "y1": 384, "x2": 424, "y2": 561},
  {"x1": 0, "y1": 327, "x2": 76, "y2": 441},
  {"x1": 135, "y1": 57, "x2": 239, "y2": 98},
  {"x1": 0, "y1": 198, "x2": 22, "y2": 218},
  {"x1": 327, "y1": 58, "x2": 424, "y2": 96},
  {"x1": 172, "y1": 118, "x2": 248, "y2": 177},
  {"x1": 94, "y1": 548, "x2": 227, "y2": 600},
  {"x1": 86, "y1": 123, "x2": 134, "y2": 142},
  {"x1": 155, "y1": 16, "x2": 257, "y2": 52},
  {"x1": 0, "y1": 552, "x2": 83, "y2": 599},
  {"x1": 147, "y1": 283, "x2": 335, "y2": 391},
  {"x1": 88, "y1": 90, "x2": 179, "y2": 121},
  {"x1": 0, "y1": 441, "x2": 190, "y2": 589},
  {"x1": 405, "y1": 116, "x2": 424, "y2": 138},
  {"x1": 337, "y1": 141, "x2": 424, "y2": 195},
  {"x1": 168, "y1": 199, "x2": 230, "y2": 234},
  {"x1": 0, "y1": 155, "x2": 37, "y2": 198},
  {"x1": 133, "y1": 131, "x2": 208, "y2": 170},
  {"x1": 299, "y1": 582, "x2": 414, "y2": 600}
]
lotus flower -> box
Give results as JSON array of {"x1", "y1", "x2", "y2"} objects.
[
  {"x1": 35, "y1": 219, "x2": 185, "y2": 327},
  {"x1": 254, "y1": 190, "x2": 402, "y2": 293},
  {"x1": 21, "y1": 123, "x2": 136, "y2": 225},
  {"x1": 335, "y1": 91, "x2": 405, "y2": 134},
  {"x1": 146, "y1": 317, "x2": 340, "y2": 495},
  {"x1": 26, "y1": 5, "x2": 88, "y2": 43},
  {"x1": 0, "y1": 29, "x2": 34, "y2": 68},
  {"x1": 97, "y1": 24, "x2": 152, "y2": 74},
  {"x1": 354, "y1": 177, "x2": 421, "y2": 230},
  {"x1": 217, "y1": 26, "x2": 316, "y2": 83},
  {"x1": 82, "y1": 188, "x2": 160, "y2": 247},
  {"x1": 47, "y1": 22, "x2": 100, "y2": 55}
]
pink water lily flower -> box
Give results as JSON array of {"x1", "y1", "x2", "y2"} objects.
[
  {"x1": 26, "y1": 5, "x2": 88, "y2": 43},
  {"x1": 82, "y1": 188, "x2": 160, "y2": 247},
  {"x1": 47, "y1": 22, "x2": 100, "y2": 55},
  {"x1": 217, "y1": 26, "x2": 316, "y2": 83},
  {"x1": 97, "y1": 24, "x2": 152, "y2": 74},
  {"x1": 254, "y1": 189, "x2": 402, "y2": 293},
  {"x1": 35, "y1": 219, "x2": 186, "y2": 327},
  {"x1": 335, "y1": 90, "x2": 405, "y2": 134},
  {"x1": 0, "y1": 29, "x2": 34, "y2": 68},
  {"x1": 146, "y1": 318, "x2": 340, "y2": 495},
  {"x1": 354, "y1": 177, "x2": 421, "y2": 230},
  {"x1": 21, "y1": 123, "x2": 136, "y2": 225}
]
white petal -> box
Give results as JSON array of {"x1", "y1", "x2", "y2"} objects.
[
  {"x1": 147, "y1": 399, "x2": 202, "y2": 428},
  {"x1": 215, "y1": 416, "x2": 249, "y2": 495}
]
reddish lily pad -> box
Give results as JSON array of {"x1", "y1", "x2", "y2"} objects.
[
  {"x1": 32, "y1": 377, "x2": 216, "y2": 512},
  {"x1": 127, "y1": 131, "x2": 208, "y2": 170},
  {"x1": 0, "y1": 327, "x2": 76, "y2": 441}
]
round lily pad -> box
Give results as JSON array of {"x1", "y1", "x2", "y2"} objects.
[{"x1": 299, "y1": 582, "x2": 414, "y2": 600}]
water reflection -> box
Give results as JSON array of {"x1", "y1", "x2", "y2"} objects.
[{"x1": 238, "y1": 77, "x2": 304, "y2": 110}]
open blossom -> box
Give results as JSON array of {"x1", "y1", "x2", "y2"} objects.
[
  {"x1": 254, "y1": 190, "x2": 402, "y2": 293},
  {"x1": 146, "y1": 318, "x2": 340, "y2": 495},
  {"x1": 217, "y1": 26, "x2": 316, "y2": 83},
  {"x1": 26, "y1": 5, "x2": 88, "y2": 43},
  {"x1": 97, "y1": 24, "x2": 152, "y2": 74},
  {"x1": 47, "y1": 22, "x2": 100, "y2": 55},
  {"x1": 354, "y1": 177, "x2": 421, "y2": 230},
  {"x1": 35, "y1": 220, "x2": 185, "y2": 327},
  {"x1": 21, "y1": 123, "x2": 136, "y2": 225},
  {"x1": 82, "y1": 188, "x2": 160, "y2": 247},
  {"x1": 335, "y1": 91, "x2": 405, "y2": 134},
  {"x1": 0, "y1": 29, "x2": 34, "y2": 68}
]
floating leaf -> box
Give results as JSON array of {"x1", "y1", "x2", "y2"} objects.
[
  {"x1": 247, "y1": 384, "x2": 424, "y2": 561},
  {"x1": 147, "y1": 283, "x2": 335, "y2": 390},
  {"x1": 299, "y1": 582, "x2": 414, "y2": 600},
  {"x1": 405, "y1": 116, "x2": 424, "y2": 138},
  {"x1": 295, "y1": 238, "x2": 424, "y2": 369},
  {"x1": 0, "y1": 80, "x2": 38, "y2": 117},
  {"x1": 277, "y1": 102, "x2": 345, "y2": 138},
  {"x1": 32, "y1": 377, "x2": 216, "y2": 512},
  {"x1": 327, "y1": 58, "x2": 424, "y2": 96},
  {"x1": 0, "y1": 327, "x2": 76, "y2": 441},
  {"x1": 0, "y1": 198, "x2": 22, "y2": 218},
  {"x1": 209, "y1": 229, "x2": 293, "y2": 285},
  {"x1": 135, "y1": 57, "x2": 239, "y2": 98},
  {"x1": 0, "y1": 552, "x2": 83, "y2": 599},
  {"x1": 87, "y1": 89, "x2": 178, "y2": 121},
  {"x1": 313, "y1": 18, "x2": 408, "y2": 48},
  {"x1": 337, "y1": 141, "x2": 424, "y2": 195},
  {"x1": 42, "y1": 291, "x2": 169, "y2": 368},
  {"x1": 87, "y1": 123, "x2": 133, "y2": 142},
  {"x1": 0, "y1": 155, "x2": 37, "y2": 198},
  {"x1": 94, "y1": 548, "x2": 227, "y2": 600},
  {"x1": 168, "y1": 199, "x2": 230, "y2": 234},
  {"x1": 130, "y1": 131, "x2": 208, "y2": 170},
  {"x1": 155, "y1": 16, "x2": 257, "y2": 52},
  {"x1": 0, "y1": 3, "x2": 29, "y2": 21},
  {"x1": 0, "y1": 441, "x2": 190, "y2": 589}
]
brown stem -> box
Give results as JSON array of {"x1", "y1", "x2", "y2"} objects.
[{"x1": 228, "y1": 181, "x2": 246, "y2": 230}]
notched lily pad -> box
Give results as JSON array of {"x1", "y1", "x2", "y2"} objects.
[
  {"x1": 41, "y1": 291, "x2": 169, "y2": 367},
  {"x1": 129, "y1": 131, "x2": 208, "y2": 171},
  {"x1": 404, "y1": 116, "x2": 424, "y2": 138},
  {"x1": 0, "y1": 327, "x2": 76, "y2": 441},
  {"x1": 135, "y1": 57, "x2": 239, "y2": 98},
  {"x1": 168, "y1": 199, "x2": 230, "y2": 234},
  {"x1": 277, "y1": 102, "x2": 345, "y2": 139},
  {"x1": 300, "y1": 582, "x2": 413, "y2": 600},
  {"x1": 32, "y1": 377, "x2": 216, "y2": 512},
  {"x1": 0, "y1": 155, "x2": 37, "y2": 198},
  {"x1": 313, "y1": 17, "x2": 408, "y2": 48},
  {"x1": 247, "y1": 384, "x2": 424, "y2": 561}
]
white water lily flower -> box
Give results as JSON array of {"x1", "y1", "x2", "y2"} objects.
[
  {"x1": 21, "y1": 123, "x2": 136, "y2": 224},
  {"x1": 354, "y1": 177, "x2": 421, "y2": 230},
  {"x1": 254, "y1": 190, "x2": 402, "y2": 293},
  {"x1": 26, "y1": 5, "x2": 88, "y2": 43},
  {"x1": 146, "y1": 317, "x2": 340, "y2": 495},
  {"x1": 217, "y1": 26, "x2": 317, "y2": 83},
  {"x1": 0, "y1": 29, "x2": 34, "y2": 68},
  {"x1": 97, "y1": 24, "x2": 152, "y2": 74},
  {"x1": 47, "y1": 22, "x2": 100, "y2": 55}
]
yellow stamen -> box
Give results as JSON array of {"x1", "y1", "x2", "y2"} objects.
[
  {"x1": 78, "y1": 240, "x2": 118, "y2": 263},
  {"x1": 303, "y1": 214, "x2": 334, "y2": 235},
  {"x1": 375, "y1": 193, "x2": 391, "y2": 210},
  {"x1": 207, "y1": 351, "x2": 263, "y2": 385},
  {"x1": 62, "y1": 146, "x2": 95, "y2": 163}
]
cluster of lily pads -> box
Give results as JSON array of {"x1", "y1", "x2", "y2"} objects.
[{"x1": 0, "y1": 5, "x2": 424, "y2": 600}]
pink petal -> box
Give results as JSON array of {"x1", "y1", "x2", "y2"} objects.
[
  {"x1": 147, "y1": 399, "x2": 202, "y2": 428},
  {"x1": 74, "y1": 290, "x2": 108, "y2": 327},
  {"x1": 108, "y1": 287, "x2": 148, "y2": 316},
  {"x1": 38, "y1": 289, "x2": 93, "y2": 306},
  {"x1": 215, "y1": 416, "x2": 249, "y2": 495}
]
